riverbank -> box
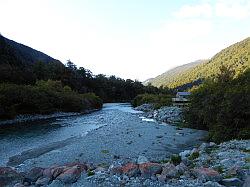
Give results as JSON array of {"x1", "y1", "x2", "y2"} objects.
[{"x1": 0, "y1": 109, "x2": 100, "y2": 126}]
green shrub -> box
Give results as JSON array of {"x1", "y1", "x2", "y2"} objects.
[
  {"x1": 0, "y1": 81, "x2": 103, "y2": 119},
  {"x1": 188, "y1": 152, "x2": 199, "y2": 160},
  {"x1": 87, "y1": 170, "x2": 95, "y2": 176},
  {"x1": 170, "y1": 154, "x2": 182, "y2": 166},
  {"x1": 132, "y1": 93, "x2": 172, "y2": 108}
]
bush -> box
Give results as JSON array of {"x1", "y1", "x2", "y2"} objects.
[
  {"x1": 184, "y1": 68, "x2": 250, "y2": 142},
  {"x1": 0, "y1": 80, "x2": 103, "y2": 119},
  {"x1": 188, "y1": 152, "x2": 199, "y2": 160},
  {"x1": 132, "y1": 93, "x2": 172, "y2": 109},
  {"x1": 170, "y1": 154, "x2": 182, "y2": 166}
]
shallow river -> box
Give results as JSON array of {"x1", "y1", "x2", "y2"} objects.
[{"x1": 0, "y1": 103, "x2": 206, "y2": 171}]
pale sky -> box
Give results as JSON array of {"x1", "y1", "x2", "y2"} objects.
[{"x1": 0, "y1": 0, "x2": 250, "y2": 81}]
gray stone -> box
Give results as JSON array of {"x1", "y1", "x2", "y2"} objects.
[
  {"x1": 137, "y1": 155, "x2": 149, "y2": 164},
  {"x1": 13, "y1": 183, "x2": 25, "y2": 187},
  {"x1": 221, "y1": 178, "x2": 243, "y2": 187},
  {"x1": 48, "y1": 179, "x2": 64, "y2": 187},
  {"x1": 199, "y1": 143, "x2": 209, "y2": 151},
  {"x1": 179, "y1": 150, "x2": 191, "y2": 159},
  {"x1": 35, "y1": 177, "x2": 51, "y2": 186},
  {"x1": 209, "y1": 142, "x2": 216, "y2": 147},
  {"x1": 157, "y1": 163, "x2": 178, "y2": 182},
  {"x1": 204, "y1": 181, "x2": 223, "y2": 187},
  {"x1": 176, "y1": 163, "x2": 188, "y2": 174}
]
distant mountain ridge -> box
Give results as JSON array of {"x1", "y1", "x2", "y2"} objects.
[
  {"x1": 0, "y1": 34, "x2": 60, "y2": 66},
  {"x1": 146, "y1": 37, "x2": 250, "y2": 89}
]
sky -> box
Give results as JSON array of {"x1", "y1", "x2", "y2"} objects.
[{"x1": 0, "y1": 0, "x2": 250, "y2": 81}]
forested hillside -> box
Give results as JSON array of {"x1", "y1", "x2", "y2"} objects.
[
  {"x1": 147, "y1": 37, "x2": 250, "y2": 89},
  {"x1": 145, "y1": 60, "x2": 206, "y2": 87}
]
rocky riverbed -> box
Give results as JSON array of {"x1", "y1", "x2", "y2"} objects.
[
  {"x1": 1, "y1": 103, "x2": 249, "y2": 186},
  {"x1": 1, "y1": 140, "x2": 249, "y2": 186}
]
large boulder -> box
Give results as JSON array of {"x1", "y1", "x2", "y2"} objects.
[
  {"x1": 56, "y1": 165, "x2": 83, "y2": 184},
  {"x1": 139, "y1": 162, "x2": 162, "y2": 178},
  {"x1": 157, "y1": 163, "x2": 178, "y2": 182}
]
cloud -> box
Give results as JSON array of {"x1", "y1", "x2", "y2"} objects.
[
  {"x1": 215, "y1": 0, "x2": 250, "y2": 19},
  {"x1": 174, "y1": 3, "x2": 212, "y2": 18},
  {"x1": 174, "y1": 0, "x2": 250, "y2": 20}
]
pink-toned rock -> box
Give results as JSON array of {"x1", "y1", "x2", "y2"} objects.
[
  {"x1": 193, "y1": 167, "x2": 222, "y2": 182},
  {"x1": 111, "y1": 163, "x2": 140, "y2": 177},
  {"x1": 0, "y1": 167, "x2": 23, "y2": 186},
  {"x1": 121, "y1": 163, "x2": 140, "y2": 177},
  {"x1": 139, "y1": 163, "x2": 162, "y2": 178},
  {"x1": 56, "y1": 165, "x2": 83, "y2": 184}
]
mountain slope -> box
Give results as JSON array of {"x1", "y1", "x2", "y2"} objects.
[
  {"x1": 145, "y1": 60, "x2": 207, "y2": 87},
  {"x1": 0, "y1": 34, "x2": 59, "y2": 65},
  {"x1": 147, "y1": 37, "x2": 250, "y2": 89},
  {"x1": 0, "y1": 34, "x2": 64, "y2": 84}
]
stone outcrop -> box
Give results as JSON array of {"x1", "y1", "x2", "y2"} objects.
[{"x1": 136, "y1": 105, "x2": 183, "y2": 124}]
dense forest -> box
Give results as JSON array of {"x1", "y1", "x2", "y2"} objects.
[
  {"x1": 184, "y1": 66, "x2": 250, "y2": 142},
  {"x1": 0, "y1": 35, "x2": 170, "y2": 119},
  {"x1": 147, "y1": 37, "x2": 250, "y2": 90},
  {"x1": 145, "y1": 60, "x2": 206, "y2": 88}
]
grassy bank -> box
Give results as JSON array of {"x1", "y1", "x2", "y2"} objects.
[{"x1": 0, "y1": 80, "x2": 102, "y2": 119}]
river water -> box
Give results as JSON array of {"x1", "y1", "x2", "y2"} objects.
[{"x1": 0, "y1": 103, "x2": 206, "y2": 170}]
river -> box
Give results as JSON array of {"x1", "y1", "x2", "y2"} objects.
[{"x1": 0, "y1": 103, "x2": 206, "y2": 172}]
